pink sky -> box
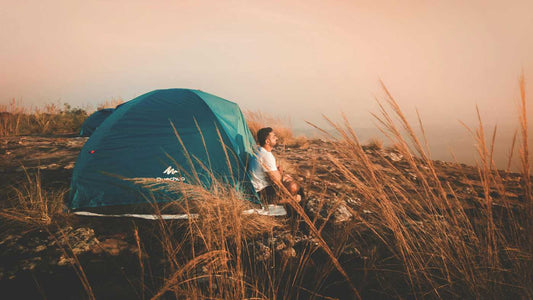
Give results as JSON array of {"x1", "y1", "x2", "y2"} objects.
[{"x1": 1, "y1": 0, "x2": 532, "y2": 129}]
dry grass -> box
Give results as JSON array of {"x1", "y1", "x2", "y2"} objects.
[
  {"x1": 304, "y1": 79, "x2": 532, "y2": 298},
  {"x1": 0, "y1": 168, "x2": 95, "y2": 299},
  {"x1": 0, "y1": 100, "x2": 88, "y2": 136},
  {"x1": 131, "y1": 178, "x2": 279, "y2": 299},
  {"x1": 518, "y1": 74, "x2": 532, "y2": 254},
  {"x1": 129, "y1": 120, "x2": 360, "y2": 299},
  {"x1": 0, "y1": 99, "x2": 27, "y2": 136},
  {"x1": 366, "y1": 137, "x2": 384, "y2": 150},
  {"x1": 1, "y1": 78, "x2": 531, "y2": 298},
  {"x1": 0, "y1": 168, "x2": 66, "y2": 227},
  {"x1": 244, "y1": 110, "x2": 308, "y2": 148},
  {"x1": 130, "y1": 176, "x2": 364, "y2": 299},
  {"x1": 96, "y1": 98, "x2": 123, "y2": 111}
]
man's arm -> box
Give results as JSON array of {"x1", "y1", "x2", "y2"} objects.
[
  {"x1": 260, "y1": 151, "x2": 284, "y2": 189},
  {"x1": 266, "y1": 170, "x2": 283, "y2": 188},
  {"x1": 267, "y1": 170, "x2": 300, "y2": 204}
]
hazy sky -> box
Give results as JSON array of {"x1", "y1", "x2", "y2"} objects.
[{"x1": 2, "y1": 0, "x2": 532, "y2": 129}]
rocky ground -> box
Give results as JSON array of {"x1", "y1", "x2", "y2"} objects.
[{"x1": 0, "y1": 136, "x2": 528, "y2": 299}]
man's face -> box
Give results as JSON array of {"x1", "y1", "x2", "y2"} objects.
[{"x1": 266, "y1": 131, "x2": 278, "y2": 147}]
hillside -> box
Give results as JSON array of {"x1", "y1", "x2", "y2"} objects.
[{"x1": 0, "y1": 135, "x2": 530, "y2": 299}]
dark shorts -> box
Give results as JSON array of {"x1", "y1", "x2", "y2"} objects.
[{"x1": 258, "y1": 185, "x2": 277, "y2": 204}]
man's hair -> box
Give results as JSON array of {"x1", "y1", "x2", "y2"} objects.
[{"x1": 257, "y1": 127, "x2": 273, "y2": 147}]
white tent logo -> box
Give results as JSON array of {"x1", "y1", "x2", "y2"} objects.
[{"x1": 163, "y1": 166, "x2": 179, "y2": 175}]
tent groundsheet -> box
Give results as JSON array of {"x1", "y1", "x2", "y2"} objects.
[{"x1": 73, "y1": 204, "x2": 287, "y2": 219}]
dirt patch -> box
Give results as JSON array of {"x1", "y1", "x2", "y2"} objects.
[{"x1": 0, "y1": 136, "x2": 529, "y2": 299}]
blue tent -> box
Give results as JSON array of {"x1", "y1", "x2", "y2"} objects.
[
  {"x1": 69, "y1": 89, "x2": 259, "y2": 211},
  {"x1": 79, "y1": 108, "x2": 114, "y2": 137}
]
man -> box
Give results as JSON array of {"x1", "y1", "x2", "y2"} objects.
[{"x1": 250, "y1": 127, "x2": 283, "y2": 203}]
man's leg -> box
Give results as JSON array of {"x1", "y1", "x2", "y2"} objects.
[
  {"x1": 258, "y1": 185, "x2": 277, "y2": 204},
  {"x1": 297, "y1": 187, "x2": 305, "y2": 202}
]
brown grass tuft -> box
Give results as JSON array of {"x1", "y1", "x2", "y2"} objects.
[
  {"x1": 304, "y1": 79, "x2": 533, "y2": 298},
  {"x1": 0, "y1": 99, "x2": 27, "y2": 136},
  {"x1": 244, "y1": 110, "x2": 307, "y2": 148},
  {"x1": 0, "y1": 168, "x2": 66, "y2": 227},
  {"x1": 366, "y1": 137, "x2": 384, "y2": 150},
  {"x1": 0, "y1": 100, "x2": 88, "y2": 136},
  {"x1": 96, "y1": 98, "x2": 123, "y2": 111}
]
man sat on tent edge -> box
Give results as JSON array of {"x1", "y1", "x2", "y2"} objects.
[{"x1": 249, "y1": 127, "x2": 304, "y2": 205}]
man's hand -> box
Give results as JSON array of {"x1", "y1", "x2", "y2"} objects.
[
  {"x1": 282, "y1": 174, "x2": 293, "y2": 182},
  {"x1": 278, "y1": 194, "x2": 301, "y2": 204}
]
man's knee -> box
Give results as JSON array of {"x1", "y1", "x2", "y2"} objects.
[{"x1": 259, "y1": 185, "x2": 277, "y2": 204}]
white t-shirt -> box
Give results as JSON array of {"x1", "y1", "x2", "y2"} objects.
[{"x1": 250, "y1": 147, "x2": 277, "y2": 192}]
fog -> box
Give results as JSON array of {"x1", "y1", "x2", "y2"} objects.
[
  {"x1": 294, "y1": 123, "x2": 532, "y2": 172},
  {"x1": 1, "y1": 0, "x2": 532, "y2": 169}
]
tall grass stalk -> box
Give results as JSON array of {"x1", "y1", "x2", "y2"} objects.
[
  {"x1": 518, "y1": 74, "x2": 533, "y2": 298},
  {"x1": 518, "y1": 74, "x2": 532, "y2": 248},
  {"x1": 0, "y1": 168, "x2": 97, "y2": 299},
  {"x1": 134, "y1": 118, "x2": 361, "y2": 298},
  {"x1": 0, "y1": 99, "x2": 26, "y2": 136},
  {"x1": 0, "y1": 167, "x2": 65, "y2": 227},
  {"x1": 135, "y1": 179, "x2": 279, "y2": 299},
  {"x1": 306, "y1": 79, "x2": 532, "y2": 298}
]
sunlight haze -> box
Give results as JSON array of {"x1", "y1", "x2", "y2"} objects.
[{"x1": 2, "y1": 0, "x2": 532, "y2": 133}]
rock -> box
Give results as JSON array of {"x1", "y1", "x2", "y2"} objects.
[
  {"x1": 281, "y1": 247, "x2": 296, "y2": 259},
  {"x1": 64, "y1": 162, "x2": 75, "y2": 169},
  {"x1": 279, "y1": 232, "x2": 296, "y2": 247},
  {"x1": 387, "y1": 152, "x2": 403, "y2": 162},
  {"x1": 39, "y1": 163, "x2": 61, "y2": 170},
  {"x1": 57, "y1": 227, "x2": 98, "y2": 255},
  {"x1": 305, "y1": 197, "x2": 323, "y2": 215},
  {"x1": 306, "y1": 197, "x2": 354, "y2": 224},
  {"x1": 333, "y1": 204, "x2": 353, "y2": 224},
  {"x1": 293, "y1": 234, "x2": 312, "y2": 245},
  {"x1": 254, "y1": 241, "x2": 271, "y2": 261},
  {"x1": 92, "y1": 238, "x2": 134, "y2": 256},
  {"x1": 21, "y1": 257, "x2": 41, "y2": 271},
  {"x1": 57, "y1": 255, "x2": 75, "y2": 266},
  {"x1": 35, "y1": 245, "x2": 47, "y2": 252},
  {"x1": 346, "y1": 197, "x2": 363, "y2": 207},
  {"x1": 66, "y1": 137, "x2": 88, "y2": 147},
  {"x1": 275, "y1": 241, "x2": 286, "y2": 251}
]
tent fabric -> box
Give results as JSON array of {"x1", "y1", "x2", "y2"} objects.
[
  {"x1": 69, "y1": 89, "x2": 259, "y2": 210},
  {"x1": 79, "y1": 108, "x2": 115, "y2": 137}
]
